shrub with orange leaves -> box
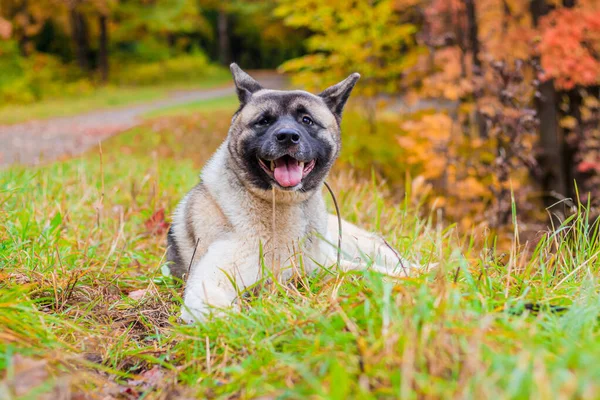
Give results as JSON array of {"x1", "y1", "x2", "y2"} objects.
[
  {"x1": 398, "y1": 113, "x2": 454, "y2": 181},
  {"x1": 538, "y1": 8, "x2": 600, "y2": 90},
  {"x1": 398, "y1": 61, "x2": 545, "y2": 237}
]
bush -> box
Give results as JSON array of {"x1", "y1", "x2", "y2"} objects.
[
  {"x1": 0, "y1": 40, "x2": 93, "y2": 105},
  {"x1": 109, "y1": 52, "x2": 219, "y2": 86}
]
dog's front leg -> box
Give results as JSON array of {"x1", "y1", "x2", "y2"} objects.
[
  {"x1": 326, "y1": 214, "x2": 419, "y2": 276},
  {"x1": 180, "y1": 235, "x2": 260, "y2": 323}
]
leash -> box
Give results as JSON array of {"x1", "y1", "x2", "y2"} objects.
[
  {"x1": 508, "y1": 303, "x2": 570, "y2": 316},
  {"x1": 324, "y1": 181, "x2": 342, "y2": 267}
]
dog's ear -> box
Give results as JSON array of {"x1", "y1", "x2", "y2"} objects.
[
  {"x1": 318, "y1": 73, "x2": 360, "y2": 120},
  {"x1": 230, "y1": 63, "x2": 263, "y2": 105}
]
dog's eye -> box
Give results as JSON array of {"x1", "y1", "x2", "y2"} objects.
[
  {"x1": 256, "y1": 116, "x2": 271, "y2": 127},
  {"x1": 302, "y1": 116, "x2": 314, "y2": 126}
]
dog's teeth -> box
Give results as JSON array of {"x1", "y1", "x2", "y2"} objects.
[
  {"x1": 270, "y1": 160, "x2": 275, "y2": 171},
  {"x1": 299, "y1": 161, "x2": 304, "y2": 170}
]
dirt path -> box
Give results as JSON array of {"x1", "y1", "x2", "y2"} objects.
[{"x1": 0, "y1": 72, "x2": 285, "y2": 168}]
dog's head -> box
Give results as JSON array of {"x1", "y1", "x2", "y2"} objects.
[{"x1": 226, "y1": 64, "x2": 359, "y2": 197}]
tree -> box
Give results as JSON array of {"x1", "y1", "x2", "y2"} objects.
[
  {"x1": 536, "y1": 1, "x2": 600, "y2": 217},
  {"x1": 530, "y1": 0, "x2": 567, "y2": 221},
  {"x1": 0, "y1": 0, "x2": 55, "y2": 56},
  {"x1": 274, "y1": 0, "x2": 425, "y2": 132},
  {"x1": 98, "y1": 11, "x2": 108, "y2": 81},
  {"x1": 68, "y1": 0, "x2": 91, "y2": 71}
]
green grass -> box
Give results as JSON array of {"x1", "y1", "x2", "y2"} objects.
[
  {"x1": 1, "y1": 103, "x2": 599, "y2": 399},
  {"x1": 143, "y1": 94, "x2": 239, "y2": 119},
  {"x1": 0, "y1": 68, "x2": 231, "y2": 125}
]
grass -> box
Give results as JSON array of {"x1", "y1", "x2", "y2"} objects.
[
  {"x1": 0, "y1": 68, "x2": 231, "y2": 125},
  {"x1": 1, "y1": 100, "x2": 599, "y2": 399},
  {"x1": 143, "y1": 94, "x2": 239, "y2": 119}
]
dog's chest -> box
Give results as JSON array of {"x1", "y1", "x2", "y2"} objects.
[{"x1": 234, "y1": 203, "x2": 314, "y2": 245}]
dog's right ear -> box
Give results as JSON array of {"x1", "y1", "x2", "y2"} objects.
[
  {"x1": 230, "y1": 63, "x2": 263, "y2": 105},
  {"x1": 318, "y1": 73, "x2": 360, "y2": 120}
]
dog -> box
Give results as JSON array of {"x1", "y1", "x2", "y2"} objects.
[{"x1": 167, "y1": 64, "x2": 417, "y2": 323}]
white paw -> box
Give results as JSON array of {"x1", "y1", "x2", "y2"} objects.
[
  {"x1": 180, "y1": 284, "x2": 236, "y2": 324},
  {"x1": 180, "y1": 305, "x2": 207, "y2": 324},
  {"x1": 180, "y1": 293, "x2": 211, "y2": 324}
]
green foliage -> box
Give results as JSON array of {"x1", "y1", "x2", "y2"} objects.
[
  {"x1": 275, "y1": 0, "x2": 424, "y2": 96},
  {"x1": 109, "y1": 52, "x2": 220, "y2": 86},
  {"x1": 0, "y1": 52, "x2": 226, "y2": 107},
  {"x1": 0, "y1": 41, "x2": 93, "y2": 104},
  {"x1": 0, "y1": 68, "x2": 231, "y2": 124},
  {"x1": 226, "y1": 1, "x2": 307, "y2": 69},
  {"x1": 336, "y1": 109, "x2": 408, "y2": 181},
  {"x1": 0, "y1": 41, "x2": 24, "y2": 89},
  {"x1": 114, "y1": 0, "x2": 212, "y2": 39},
  {"x1": 0, "y1": 0, "x2": 307, "y2": 107}
]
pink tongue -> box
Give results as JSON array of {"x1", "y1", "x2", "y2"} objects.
[{"x1": 273, "y1": 158, "x2": 303, "y2": 187}]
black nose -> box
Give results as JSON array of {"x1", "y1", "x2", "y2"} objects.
[{"x1": 275, "y1": 129, "x2": 301, "y2": 145}]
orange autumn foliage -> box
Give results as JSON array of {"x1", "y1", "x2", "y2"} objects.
[{"x1": 538, "y1": 7, "x2": 600, "y2": 89}]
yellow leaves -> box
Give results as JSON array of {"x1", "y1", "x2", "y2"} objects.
[
  {"x1": 560, "y1": 116, "x2": 578, "y2": 130},
  {"x1": 276, "y1": 0, "x2": 423, "y2": 98},
  {"x1": 580, "y1": 95, "x2": 600, "y2": 123},
  {"x1": 477, "y1": 0, "x2": 535, "y2": 61},
  {"x1": 419, "y1": 47, "x2": 475, "y2": 101},
  {"x1": 401, "y1": 114, "x2": 453, "y2": 143},
  {"x1": 398, "y1": 113, "x2": 455, "y2": 180},
  {"x1": 395, "y1": 106, "x2": 541, "y2": 239},
  {"x1": 456, "y1": 176, "x2": 488, "y2": 199},
  {"x1": 442, "y1": 85, "x2": 461, "y2": 101},
  {"x1": 583, "y1": 95, "x2": 600, "y2": 109}
]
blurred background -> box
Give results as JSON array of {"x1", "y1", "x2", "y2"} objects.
[{"x1": 0, "y1": 0, "x2": 599, "y2": 243}]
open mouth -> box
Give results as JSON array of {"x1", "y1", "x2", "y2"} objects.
[{"x1": 258, "y1": 155, "x2": 316, "y2": 188}]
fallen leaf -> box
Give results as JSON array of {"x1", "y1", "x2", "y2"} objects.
[
  {"x1": 128, "y1": 289, "x2": 148, "y2": 301},
  {"x1": 127, "y1": 366, "x2": 164, "y2": 390},
  {"x1": 144, "y1": 208, "x2": 169, "y2": 235}
]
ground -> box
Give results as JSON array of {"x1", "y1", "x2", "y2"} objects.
[{"x1": 0, "y1": 82, "x2": 599, "y2": 399}]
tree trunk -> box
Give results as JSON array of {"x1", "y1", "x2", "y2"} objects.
[
  {"x1": 464, "y1": 0, "x2": 486, "y2": 138},
  {"x1": 563, "y1": 90, "x2": 581, "y2": 200},
  {"x1": 531, "y1": 0, "x2": 568, "y2": 222},
  {"x1": 530, "y1": 0, "x2": 550, "y2": 26},
  {"x1": 454, "y1": 2, "x2": 467, "y2": 77},
  {"x1": 70, "y1": 7, "x2": 90, "y2": 72},
  {"x1": 537, "y1": 80, "x2": 567, "y2": 201},
  {"x1": 17, "y1": 31, "x2": 31, "y2": 57},
  {"x1": 98, "y1": 14, "x2": 109, "y2": 83},
  {"x1": 464, "y1": 0, "x2": 480, "y2": 69},
  {"x1": 217, "y1": 9, "x2": 230, "y2": 65},
  {"x1": 16, "y1": 0, "x2": 31, "y2": 56}
]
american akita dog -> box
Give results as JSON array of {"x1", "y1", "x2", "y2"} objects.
[{"x1": 168, "y1": 64, "x2": 416, "y2": 323}]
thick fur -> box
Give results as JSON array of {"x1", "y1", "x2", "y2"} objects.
[{"x1": 168, "y1": 64, "x2": 417, "y2": 323}]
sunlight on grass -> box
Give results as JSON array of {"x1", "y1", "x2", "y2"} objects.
[
  {"x1": 0, "y1": 69, "x2": 231, "y2": 125},
  {"x1": 143, "y1": 95, "x2": 238, "y2": 119},
  {"x1": 0, "y1": 103, "x2": 599, "y2": 399}
]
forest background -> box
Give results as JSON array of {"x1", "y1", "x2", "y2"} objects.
[{"x1": 2, "y1": 0, "x2": 599, "y2": 243}]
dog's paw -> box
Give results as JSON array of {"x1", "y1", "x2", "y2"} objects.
[
  {"x1": 180, "y1": 283, "x2": 236, "y2": 324},
  {"x1": 180, "y1": 305, "x2": 207, "y2": 324},
  {"x1": 179, "y1": 294, "x2": 211, "y2": 324}
]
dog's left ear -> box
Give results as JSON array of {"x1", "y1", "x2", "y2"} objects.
[
  {"x1": 319, "y1": 73, "x2": 361, "y2": 120},
  {"x1": 230, "y1": 63, "x2": 263, "y2": 105}
]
